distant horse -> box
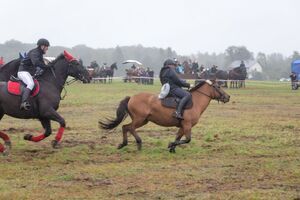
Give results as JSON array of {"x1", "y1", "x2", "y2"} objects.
[
  {"x1": 88, "y1": 67, "x2": 106, "y2": 83},
  {"x1": 99, "y1": 80, "x2": 230, "y2": 153},
  {"x1": 105, "y1": 62, "x2": 118, "y2": 83},
  {"x1": 228, "y1": 66, "x2": 247, "y2": 88},
  {"x1": 215, "y1": 70, "x2": 229, "y2": 87},
  {"x1": 0, "y1": 51, "x2": 90, "y2": 155}
]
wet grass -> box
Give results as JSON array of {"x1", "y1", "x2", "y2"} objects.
[{"x1": 0, "y1": 80, "x2": 299, "y2": 199}]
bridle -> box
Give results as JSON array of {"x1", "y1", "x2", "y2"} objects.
[
  {"x1": 49, "y1": 59, "x2": 87, "y2": 100},
  {"x1": 195, "y1": 80, "x2": 226, "y2": 102}
]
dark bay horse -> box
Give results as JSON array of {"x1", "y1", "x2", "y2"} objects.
[
  {"x1": 199, "y1": 67, "x2": 246, "y2": 88},
  {"x1": 228, "y1": 66, "x2": 247, "y2": 88},
  {"x1": 99, "y1": 80, "x2": 230, "y2": 153},
  {"x1": 105, "y1": 62, "x2": 118, "y2": 83},
  {"x1": 0, "y1": 51, "x2": 90, "y2": 155},
  {"x1": 0, "y1": 59, "x2": 20, "y2": 81}
]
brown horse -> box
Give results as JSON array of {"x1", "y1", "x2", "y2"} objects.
[{"x1": 99, "y1": 80, "x2": 230, "y2": 153}]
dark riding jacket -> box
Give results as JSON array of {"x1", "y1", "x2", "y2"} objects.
[
  {"x1": 19, "y1": 47, "x2": 47, "y2": 75},
  {"x1": 159, "y1": 66, "x2": 190, "y2": 90}
]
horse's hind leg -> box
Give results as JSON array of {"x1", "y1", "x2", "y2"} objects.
[
  {"x1": 24, "y1": 118, "x2": 51, "y2": 142},
  {"x1": 0, "y1": 131, "x2": 11, "y2": 156},
  {"x1": 130, "y1": 119, "x2": 148, "y2": 150},
  {"x1": 118, "y1": 123, "x2": 130, "y2": 149},
  {"x1": 0, "y1": 112, "x2": 11, "y2": 155},
  {"x1": 118, "y1": 118, "x2": 148, "y2": 150}
]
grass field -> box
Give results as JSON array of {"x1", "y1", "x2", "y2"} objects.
[{"x1": 0, "y1": 80, "x2": 299, "y2": 199}]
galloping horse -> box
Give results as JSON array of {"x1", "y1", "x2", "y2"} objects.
[
  {"x1": 99, "y1": 80, "x2": 230, "y2": 153},
  {"x1": 0, "y1": 51, "x2": 90, "y2": 155}
]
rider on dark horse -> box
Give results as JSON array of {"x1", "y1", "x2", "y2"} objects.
[
  {"x1": 159, "y1": 59, "x2": 191, "y2": 120},
  {"x1": 17, "y1": 38, "x2": 50, "y2": 110}
]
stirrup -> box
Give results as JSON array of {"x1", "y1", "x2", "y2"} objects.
[
  {"x1": 20, "y1": 102, "x2": 31, "y2": 111},
  {"x1": 172, "y1": 111, "x2": 184, "y2": 120}
]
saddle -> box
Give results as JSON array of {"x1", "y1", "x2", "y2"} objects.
[
  {"x1": 7, "y1": 76, "x2": 40, "y2": 97},
  {"x1": 160, "y1": 95, "x2": 193, "y2": 109}
]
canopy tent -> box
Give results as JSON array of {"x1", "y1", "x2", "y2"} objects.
[
  {"x1": 291, "y1": 60, "x2": 300, "y2": 81},
  {"x1": 291, "y1": 60, "x2": 300, "y2": 74},
  {"x1": 122, "y1": 60, "x2": 143, "y2": 66}
]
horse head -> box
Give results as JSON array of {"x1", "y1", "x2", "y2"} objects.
[
  {"x1": 67, "y1": 60, "x2": 90, "y2": 83},
  {"x1": 48, "y1": 51, "x2": 90, "y2": 83},
  {"x1": 111, "y1": 62, "x2": 118, "y2": 70},
  {"x1": 191, "y1": 80, "x2": 230, "y2": 103}
]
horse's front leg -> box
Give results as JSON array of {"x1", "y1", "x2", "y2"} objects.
[
  {"x1": 42, "y1": 108, "x2": 66, "y2": 148},
  {"x1": 168, "y1": 128, "x2": 184, "y2": 153},
  {"x1": 168, "y1": 126, "x2": 192, "y2": 153},
  {"x1": 24, "y1": 118, "x2": 51, "y2": 142}
]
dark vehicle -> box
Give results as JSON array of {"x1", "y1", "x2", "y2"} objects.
[{"x1": 291, "y1": 60, "x2": 300, "y2": 90}]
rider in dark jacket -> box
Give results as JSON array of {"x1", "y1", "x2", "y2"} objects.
[
  {"x1": 17, "y1": 38, "x2": 50, "y2": 110},
  {"x1": 159, "y1": 59, "x2": 191, "y2": 120}
]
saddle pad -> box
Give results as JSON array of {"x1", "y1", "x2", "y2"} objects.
[
  {"x1": 7, "y1": 80, "x2": 40, "y2": 97},
  {"x1": 161, "y1": 96, "x2": 193, "y2": 109}
]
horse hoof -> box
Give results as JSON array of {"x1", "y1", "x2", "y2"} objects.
[
  {"x1": 2, "y1": 149, "x2": 9, "y2": 156},
  {"x1": 4, "y1": 140, "x2": 11, "y2": 150},
  {"x1": 117, "y1": 143, "x2": 127, "y2": 149},
  {"x1": 137, "y1": 143, "x2": 142, "y2": 151},
  {"x1": 168, "y1": 142, "x2": 175, "y2": 149},
  {"x1": 24, "y1": 134, "x2": 33, "y2": 141},
  {"x1": 169, "y1": 148, "x2": 176, "y2": 153},
  {"x1": 51, "y1": 140, "x2": 61, "y2": 149},
  {"x1": 5, "y1": 141, "x2": 12, "y2": 149}
]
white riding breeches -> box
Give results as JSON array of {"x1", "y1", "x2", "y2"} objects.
[{"x1": 17, "y1": 71, "x2": 34, "y2": 90}]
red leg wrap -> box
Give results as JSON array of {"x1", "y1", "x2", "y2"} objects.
[
  {"x1": 0, "y1": 144, "x2": 4, "y2": 153},
  {"x1": 31, "y1": 134, "x2": 46, "y2": 142},
  {"x1": 55, "y1": 127, "x2": 65, "y2": 142},
  {"x1": 0, "y1": 131, "x2": 10, "y2": 142}
]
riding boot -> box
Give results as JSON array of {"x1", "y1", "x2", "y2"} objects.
[
  {"x1": 20, "y1": 88, "x2": 31, "y2": 110},
  {"x1": 172, "y1": 95, "x2": 191, "y2": 120}
]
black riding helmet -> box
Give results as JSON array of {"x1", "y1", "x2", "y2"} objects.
[
  {"x1": 37, "y1": 38, "x2": 50, "y2": 47},
  {"x1": 163, "y1": 59, "x2": 176, "y2": 67}
]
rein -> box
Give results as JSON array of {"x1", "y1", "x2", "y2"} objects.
[
  {"x1": 195, "y1": 90, "x2": 212, "y2": 99},
  {"x1": 194, "y1": 83, "x2": 223, "y2": 103},
  {"x1": 49, "y1": 61, "x2": 78, "y2": 100}
]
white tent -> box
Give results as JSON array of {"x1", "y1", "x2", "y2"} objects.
[{"x1": 122, "y1": 60, "x2": 143, "y2": 66}]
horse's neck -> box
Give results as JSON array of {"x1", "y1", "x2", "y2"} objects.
[
  {"x1": 41, "y1": 60, "x2": 68, "y2": 90},
  {"x1": 191, "y1": 86, "x2": 212, "y2": 113}
]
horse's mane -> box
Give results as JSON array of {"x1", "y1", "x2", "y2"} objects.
[
  {"x1": 189, "y1": 80, "x2": 206, "y2": 92},
  {"x1": 48, "y1": 54, "x2": 65, "y2": 66}
]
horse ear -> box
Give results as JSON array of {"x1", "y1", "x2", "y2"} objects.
[{"x1": 63, "y1": 50, "x2": 76, "y2": 62}]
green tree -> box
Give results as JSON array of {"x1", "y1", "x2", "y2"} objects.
[{"x1": 225, "y1": 46, "x2": 253, "y2": 66}]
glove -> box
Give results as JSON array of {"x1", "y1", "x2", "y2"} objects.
[{"x1": 34, "y1": 67, "x2": 44, "y2": 77}]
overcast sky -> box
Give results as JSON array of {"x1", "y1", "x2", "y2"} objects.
[{"x1": 0, "y1": 0, "x2": 299, "y2": 56}]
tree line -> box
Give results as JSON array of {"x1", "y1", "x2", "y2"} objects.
[{"x1": 0, "y1": 39, "x2": 299, "y2": 80}]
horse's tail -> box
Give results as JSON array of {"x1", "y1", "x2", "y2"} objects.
[{"x1": 99, "y1": 96, "x2": 130, "y2": 130}]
